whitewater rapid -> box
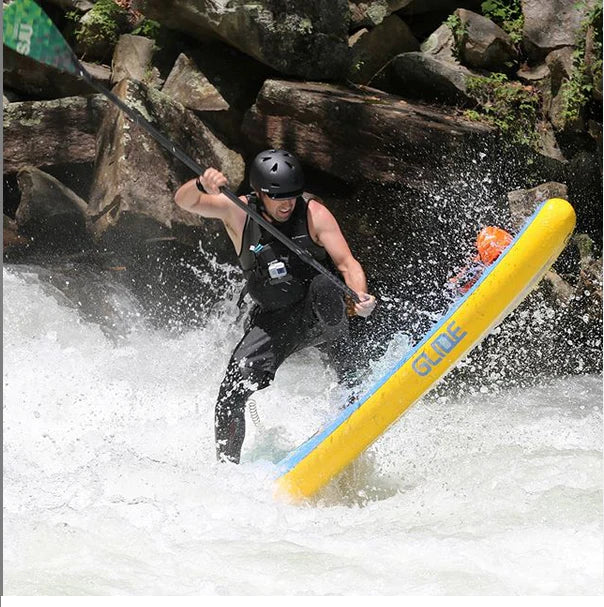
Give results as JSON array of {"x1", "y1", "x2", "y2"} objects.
[{"x1": 3, "y1": 265, "x2": 602, "y2": 595}]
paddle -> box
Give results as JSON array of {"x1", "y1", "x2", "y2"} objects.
[{"x1": 2, "y1": 0, "x2": 361, "y2": 303}]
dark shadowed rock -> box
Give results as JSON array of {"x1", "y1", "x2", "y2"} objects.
[
  {"x1": 87, "y1": 79, "x2": 244, "y2": 254},
  {"x1": 242, "y1": 79, "x2": 495, "y2": 186},
  {"x1": 165, "y1": 40, "x2": 276, "y2": 147},
  {"x1": 371, "y1": 52, "x2": 476, "y2": 105},
  {"x1": 134, "y1": 0, "x2": 351, "y2": 79},
  {"x1": 507, "y1": 181, "x2": 568, "y2": 230},
  {"x1": 3, "y1": 95, "x2": 108, "y2": 174},
  {"x1": 15, "y1": 166, "x2": 90, "y2": 248},
  {"x1": 3, "y1": 47, "x2": 109, "y2": 99},
  {"x1": 3, "y1": 215, "x2": 31, "y2": 251},
  {"x1": 348, "y1": 14, "x2": 419, "y2": 84}
]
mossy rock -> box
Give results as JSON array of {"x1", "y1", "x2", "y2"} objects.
[{"x1": 74, "y1": 0, "x2": 131, "y2": 62}]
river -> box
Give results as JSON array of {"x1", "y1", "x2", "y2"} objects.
[{"x1": 3, "y1": 263, "x2": 602, "y2": 595}]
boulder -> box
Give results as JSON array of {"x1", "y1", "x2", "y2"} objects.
[
  {"x1": 455, "y1": 9, "x2": 518, "y2": 71},
  {"x1": 162, "y1": 53, "x2": 229, "y2": 112},
  {"x1": 522, "y1": 0, "x2": 597, "y2": 61},
  {"x1": 420, "y1": 22, "x2": 458, "y2": 64},
  {"x1": 534, "y1": 120, "x2": 567, "y2": 163},
  {"x1": 242, "y1": 79, "x2": 495, "y2": 186},
  {"x1": 546, "y1": 47, "x2": 581, "y2": 132},
  {"x1": 3, "y1": 215, "x2": 31, "y2": 251},
  {"x1": 546, "y1": 47, "x2": 575, "y2": 92},
  {"x1": 15, "y1": 166, "x2": 90, "y2": 248},
  {"x1": 349, "y1": 1, "x2": 413, "y2": 28},
  {"x1": 134, "y1": 0, "x2": 351, "y2": 79},
  {"x1": 82, "y1": 62, "x2": 113, "y2": 88},
  {"x1": 348, "y1": 15, "x2": 419, "y2": 84},
  {"x1": 87, "y1": 79, "x2": 245, "y2": 253},
  {"x1": 3, "y1": 95, "x2": 108, "y2": 174},
  {"x1": 162, "y1": 40, "x2": 274, "y2": 146},
  {"x1": 111, "y1": 34, "x2": 156, "y2": 85},
  {"x1": 371, "y1": 52, "x2": 476, "y2": 105},
  {"x1": 507, "y1": 181, "x2": 568, "y2": 230}
]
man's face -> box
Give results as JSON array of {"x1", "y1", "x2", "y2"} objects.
[{"x1": 260, "y1": 193, "x2": 296, "y2": 222}]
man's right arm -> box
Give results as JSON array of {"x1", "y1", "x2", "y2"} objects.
[{"x1": 174, "y1": 168, "x2": 232, "y2": 220}]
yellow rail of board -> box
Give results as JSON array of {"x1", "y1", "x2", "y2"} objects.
[{"x1": 275, "y1": 198, "x2": 576, "y2": 500}]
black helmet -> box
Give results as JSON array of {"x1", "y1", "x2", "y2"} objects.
[{"x1": 249, "y1": 149, "x2": 304, "y2": 199}]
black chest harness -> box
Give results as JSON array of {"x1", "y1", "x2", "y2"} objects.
[{"x1": 238, "y1": 193, "x2": 330, "y2": 311}]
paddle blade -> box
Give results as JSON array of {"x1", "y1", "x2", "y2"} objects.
[{"x1": 3, "y1": 0, "x2": 81, "y2": 75}]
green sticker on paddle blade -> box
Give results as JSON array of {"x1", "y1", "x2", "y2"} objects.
[{"x1": 3, "y1": 0, "x2": 81, "y2": 75}]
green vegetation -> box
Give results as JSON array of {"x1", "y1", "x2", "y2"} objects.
[
  {"x1": 560, "y1": 0, "x2": 603, "y2": 123},
  {"x1": 480, "y1": 0, "x2": 524, "y2": 45},
  {"x1": 445, "y1": 12, "x2": 467, "y2": 59},
  {"x1": 465, "y1": 72, "x2": 542, "y2": 146},
  {"x1": 73, "y1": 0, "x2": 128, "y2": 51},
  {"x1": 131, "y1": 18, "x2": 161, "y2": 40}
]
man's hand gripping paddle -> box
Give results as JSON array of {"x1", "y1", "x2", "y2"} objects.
[{"x1": 2, "y1": 0, "x2": 361, "y2": 304}]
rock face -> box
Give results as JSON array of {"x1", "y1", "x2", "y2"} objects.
[
  {"x1": 87, "y1": 79, "x2": 244, "y2": 252},
  {"x1": 3, "y1": 215, "x2": 30, "y2": 251},
  {"x1": 348, "y1": 14, "x2": 419, "y2": 84},
  {"x1": 162, "y1": 53, "x2": 229, "y2": 112},
  {"x1": 507, "y1": 181, "x2": 568, "y2": 229},
  {"x1": 3, "y1": 95, "x2": 108, "y2": 174},
  {"x1": 455, "y1": 8, "x2": 518, "y2": 71},
  {"x1": 111, "y1": 34, "x2": 156, "y2": 84},
  {"x1": 522, "y1": 0, "x2": 597, "y2": 60},
  {"x1": 135, "y1": 0, "x2": 351, "y2": 79},
  {"x1": 371, "y1": 51, "x2": 476, "y2": 105},
  {"x1": 15, "y1": 166, "x2": 90, "y2": 247},
  {"x1": 421, "y1": 22, "x2": 458, "y2": 63},
  {"x1": 349, "y1": 0, "x2": 414, "y2": 28},
  {"x1": 242, "y1": 79, "x2": 495, "y2": 186}
]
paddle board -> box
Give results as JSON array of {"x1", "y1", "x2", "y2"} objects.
[{"x1": 275, "y1": 198, "x2": 576, "y2": 500}]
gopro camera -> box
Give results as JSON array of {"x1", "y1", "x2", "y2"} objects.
[{"x1": 268, "y1": 260, "x2": 289, "y2": 282}]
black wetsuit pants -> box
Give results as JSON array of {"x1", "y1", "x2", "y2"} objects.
[{"x1": 215, "y1": 275, "x2": 352, "y2": 463}]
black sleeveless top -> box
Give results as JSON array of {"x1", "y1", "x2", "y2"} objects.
[{"x1": 238, "y1": 193, "x2": 329, "y2": 311}]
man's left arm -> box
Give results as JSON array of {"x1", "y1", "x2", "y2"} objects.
[{"x1": 309, "y1": 201, "x2": 376, "y2": 317}]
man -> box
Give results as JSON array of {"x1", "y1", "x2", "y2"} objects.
[{"x1": 175, "y1": 149, "x2": 376, "y2": 463}]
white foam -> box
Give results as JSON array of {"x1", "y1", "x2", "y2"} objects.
[{"x1": 3, "y1": 266, "x2": 602, "y2": 595}]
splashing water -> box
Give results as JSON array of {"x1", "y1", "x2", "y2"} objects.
[{"x1": 3, "y1": 265, "x2": 602, "y2": 595}]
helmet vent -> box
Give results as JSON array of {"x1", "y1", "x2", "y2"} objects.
[
  {"x1": 270, "y1": 163, "x2": 278, "y2": 172},
  {"x1": 285, "y1": 161, "x2": 293, "y2": 169}
]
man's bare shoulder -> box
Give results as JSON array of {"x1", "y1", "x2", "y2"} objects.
[{"x1": 308, "y1": 196, "x2": 338, "y2": 227}]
